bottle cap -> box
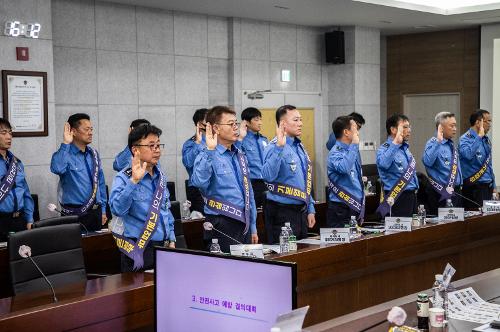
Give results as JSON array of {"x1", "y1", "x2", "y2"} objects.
[
  {"x1": 418, "y1": 293, "x2": 428, "y2": 301},
  {"x1": 285, "y1": 222, "x2": 291, "y2": 227},
  {"x1": 281, "y1": 226, "x2": 287, "y2": 230},
  {"x1": 212, "y1": 238, "x2": 218, "y2": 244}
]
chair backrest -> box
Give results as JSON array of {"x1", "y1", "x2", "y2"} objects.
[
  {"x1": 33, "y1": 215, "x2": 79, "y2": 228},
  {"x1": 8, "y1": 224, "x2": 87, "y2": 295},
  {"x1": 31, "y1": 194, "x2": 40, "y2": 222},
  {"x1": 167, "y1": 181, "x2": 176, "y2": 201},
  {"x1": 170, "y1": 201, "x2": 181, "y2": 221}
]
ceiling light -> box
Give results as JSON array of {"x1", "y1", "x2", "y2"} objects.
[
  {"x1": 274, "y1": 5, "x2": 290, "y2": 10},
  {"x1": 354, "y1": 0, "x2": 500, "y2": 15},
  {"x1": 281, "y1": 69, "x2": 291, "y2": 82}
]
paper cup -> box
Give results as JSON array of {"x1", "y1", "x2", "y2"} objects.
[{"x1": 429, "y1": 307, "x2": 445, "y2": 327}]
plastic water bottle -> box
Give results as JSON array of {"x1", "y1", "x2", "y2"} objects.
[
  {"x1": 349, "y1": 216, "x2": 358, "y2": 238},
  {"x1": 432, "y1": 274, "x2": 444, "y2": 308},
  {"x1": 279, "y1": 227, "x2": 289, "y2": 254},
  {"x1": 417, "y1": 205, "x2": 426, "y2": 225},
  {"x1": 445, "y1": 199, "x2": 453, "y2": 208},
  {"x1": 284, "y1": 222, "x2": 293, "y2": 237},
  {"x1": 209, "y1": 238, "x2": 221, "y2": 254},
  {"x1": 365, "y1": 181, "x2": 373, "y2": 195},
  {"x1": 182, "y1": 200, "x2": 191, "y2": 220},
  {"x1": 111, "y1": 217, "x2": 124, "y2": 235},
  {"x1": 284, "y1": 222, "x2": 297, "y2": 251}
]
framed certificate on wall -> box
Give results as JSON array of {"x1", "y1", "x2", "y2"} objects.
[{"x1": 2, "y1": 70, "x2": 48, "y2": 137}]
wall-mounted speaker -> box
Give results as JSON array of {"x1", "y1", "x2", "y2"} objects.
[{"x1": 325, "y1": 31, "x2": 345, "y2": 64}]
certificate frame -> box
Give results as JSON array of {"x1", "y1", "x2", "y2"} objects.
[{"x1": 2, "y1": 70, "x2": 48, "y2": 137}]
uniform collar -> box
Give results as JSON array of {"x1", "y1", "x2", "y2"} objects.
[
  {"x1": 286, "y1": 136, "x2": 300, "y2": 145},
  {"x1": 70, "y1": 143, "x2": 90, "y2": 155},
  {"x1": 386, "y1": 137, "x2": 409, "y2": 149},
  {"x1": 216, "y1": 143, "x2": 238, "y2": 155},
  {"x1": 335, "y1": 140, "x2": 350, "y2": 149},
  {"x1": 468, "y1": 128, "x2": 481, "y2": 139}
]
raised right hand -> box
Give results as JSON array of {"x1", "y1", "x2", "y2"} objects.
[
  {"x1": 437, "y1": 124, "x2": 444, "y2": 142},
  {"x1": 63, "y1": 122, "x2": 73, "y2": 144},
  {"x1": 205, "y1": 123, "x2": 217, "y2": 150},
  {"x1": 351, "y1": 125, "x2": 360, "y2": 145},
  {"x1": 478, "y1": 119, "x2": 485, "y2": 137},
  {"x1": 276, "y1": 121, "x2": 286, "y2": 147},
  {"x1": 131, "y1": 150, "x2": 147, "y2": 184},
  {"x1": 393, "y1": 123, "x2": 404, "y2": 145}
]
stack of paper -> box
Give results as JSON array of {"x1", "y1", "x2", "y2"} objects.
[{"x1": 447, "y1": 287, "x2": 500, "y2": 324}]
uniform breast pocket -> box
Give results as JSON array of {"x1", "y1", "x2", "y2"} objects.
[
  {"x1": 394, "y1": 158, "x2": 404, "y2": 171},
  {"x1": 439, "y1": 151, "x2": 451, "y2": 166},
  {"x1": 214, "y1": 162, "x2": 232, "y2": 176},
  {"x1": 69, "y1": 163, "x2": 86, "y2": 174},
  {"x1": 133, "y1": 186, "x2": 149, "y2": 202}
]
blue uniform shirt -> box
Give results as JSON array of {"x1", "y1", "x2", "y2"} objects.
[
  {"x1": 191, "y1": 144, "x2": 257, "y2": 234},
  {"x1": 50, "y1": 143, "x2": 107, "y2": 214},
  {"x1": 459, "y1": 128, "x2": 495, "y2": 186},
  {"x1": 376, "y1": 138, "x2": 419, "y2": 191},
  {"x1": 241, "y1": 131, "x2": 268, "y2": 180},
  {"x1": 0, "y1": 151, "x2": 34, "y2": 222},
  {"x1": 326, "y1": 132, "x2": 336, "y2": 151},
  {"x1": 422, "y1": 137, "x2": 462, "y2": 186},
  {"x1": 109, "y1": 165, "x2": 175, "y2": 242},
  {"x1": 327, "y1": 140, "x2": 363, "y2": 203},
  {"x1": 113, "y1": 146, "x2": 132, "y2": 172},
  {"x1": 182, "y1": 136, "x2": 206, "y2": 186},
  {"x1": 262, "y1": 136, "x2": 315, "y2": 214}
]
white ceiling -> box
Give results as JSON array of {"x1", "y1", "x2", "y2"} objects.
[{"x1": 103, "y1": 0, "x2": 500, "y2": 35}]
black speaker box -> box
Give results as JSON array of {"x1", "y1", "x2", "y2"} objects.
[{"x1": 325, "y1": 31, "x2": 345, "y2": 64}]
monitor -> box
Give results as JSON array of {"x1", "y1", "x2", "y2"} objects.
[{"x1": 155, "y1": 247, "x2": 297, "y2": 332}]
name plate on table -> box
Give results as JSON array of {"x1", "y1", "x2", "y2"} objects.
[
  {"x1": 483, "y1": 200, "x2": 500, "y2": 214},
  {"x1": 320, "y1": 228, "x2": 350, "y2": 244},
  {"x1": 230, "y1": 244, "x2": 264, "y2": 259},
  {"x1": 385, "y1": 217, "x2": 412, "y2": 232},
  {"x1": 438, "y1": 208, "x2": 464, "y2": 221}
]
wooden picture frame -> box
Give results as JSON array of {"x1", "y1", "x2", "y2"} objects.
[{"x1": 2, "y1": 70, "x2": 48, "y2": 137}]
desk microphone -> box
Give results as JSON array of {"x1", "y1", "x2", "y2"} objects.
[
  {"x1": 451, "y1": 192, "x2": 483, "y2": 211},
  {"x1": 203, "y1": 222, "x2": 243, "y2": 245},
  {"x1": 18, "y1": 245, "x2": 58, "y2": 303},
  {"x1": 47, "y1": 203, "x2": 88, "y2": 235}
]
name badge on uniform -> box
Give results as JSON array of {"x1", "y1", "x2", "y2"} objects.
[
  {"x1": 230, "y1": 244, "x2": 264, "y2": 259},
  {"x1": 320, "y1": 228, "x2": 350, "y2": 244},
  {"x1": 438, "y1": 208, "x2": 464, "y2": 221},
  {"x1": 483, "y1": 200, "x2": 500, "y2": 214},
  {"x1": 385, "y1": 217, "x2": 412, "y2": 232}
]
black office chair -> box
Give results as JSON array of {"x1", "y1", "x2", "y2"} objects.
[
  {"x1": 170, "y1": 201, "x2": 182, "y2": 221},
  {"x1": 8, "y1": 224, "x2": 87, "y2": 295},
  {"x1": 31, "y1": 194, "x2": 40, "y2": 222},
  {"x1": 33, "y1": 215, "x2": 79, "y2": 228}
]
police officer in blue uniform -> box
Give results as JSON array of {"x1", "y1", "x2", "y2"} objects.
[
  {"x1": 50, "y1": 113, "x2": 107, "y2": 231},
  {"x1": 113, "y1": 119, "x2": 151, "y2": 172},
  {"x1": 326, "y1": 116, "x2": 363, "y2": 227},
  {"x1": 459, "y1": 109, "x2": 496, "y2": 209},
  {"x1": 182, "y1": 108, "x2": 208, "y2": 214},
  {"x1": 376, "y1": 114, "x2": 419, "y2": 217},
  {"x1": 422, "y1": 112, "x2": 463, "y2": 215},
  {"x1": 110, "y1": 124, "x2": 175, "y2": 272},
  {"x1": 192, "y1": 106, "x2": 258, "y2": 253},
  {"x1": 239, "y1": 107, "x2": 268, "y2": 208},
  {"x1": 262, "y1": 105, "x2": 316, "y2": 244},
  {"x1": 0, "y1": 119, "x2": 34, "y2": 241}
]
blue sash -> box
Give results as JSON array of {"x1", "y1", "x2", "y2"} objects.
[
  {"x1": 0, "y1": 154, "x2": 18, "y2": 204},
  {"x1": 205, "y1": 149, "x2": 251, "y2": 234},
  {"x1": 113, "y1": 169, "x2": 166, "y2": 270},
  {"x1": 267, "y1": 142, "x2": 313, "y2": 206},
  {"x1": 428, "y1": 145, "x2": 459, "y2": 201},
  {"x1": 61, "y1": 147, "x2": 100, "y2": 216},
  {"x1": 376, "y1": 155, "x2": 416, "y2": 217}
]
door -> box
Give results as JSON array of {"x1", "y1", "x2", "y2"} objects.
[{"x1": 403, "y1": 93, "x2": 461, "y2": 173}]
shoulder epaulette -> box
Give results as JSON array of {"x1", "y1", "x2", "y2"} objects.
[
  {"x1": 382, "y1": 142, "x2": 390, "y2": 148},
  {"x1": 124, "y1": 167, "x2": 132, "y2": 177},
  {"x1": 270, "y1": 137, "x2": 278, "y2": 144},
  {"x1": 465, "y1": 132, "x2": 472, "y2": 138}
]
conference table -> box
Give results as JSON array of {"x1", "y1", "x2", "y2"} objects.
[{"x1": 1, "y1": 200, "x2": 500, "y2": 328}]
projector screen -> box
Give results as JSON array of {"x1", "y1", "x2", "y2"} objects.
[{"x1": 155, "y1": 248, "x2": 297, "y2": 332}]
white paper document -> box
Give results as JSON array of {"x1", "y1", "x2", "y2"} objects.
[{"x1": 447, "y1": 287, "x2": 500, "y2": 324}]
